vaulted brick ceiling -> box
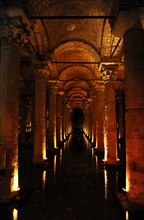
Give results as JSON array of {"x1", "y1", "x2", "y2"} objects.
[{"x1": 20, "y1": 0, "x2": 124, "y2": 110}]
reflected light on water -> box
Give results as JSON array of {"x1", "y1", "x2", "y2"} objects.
[
  {"x1": 11, "y1": 166, "x2": 19, "y2": 192},
  {"x1": 54, "y1": 155, "x2": 57, "y2": 181},
  {"x1": 104, "y1": 169, "x2": 108, "y2": 199},
  {"x1": 95, "y1": 155, "x2": 98, "y2": 171},
  {"x1": 42, "y1": 170, "x2": 46, "y2": 190},
  {"x1": 126, "y1": 211, "x2": 129, "y2": 220},
  {"x1": 60, "y1": 149, "x2": 62, "y2": 168},
  {"x1": 13, "y1": 208, "x2": 18, "y2": 220}
]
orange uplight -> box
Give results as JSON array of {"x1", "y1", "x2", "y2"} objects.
[
  {"x1": 13, "y1": 208, "x2": 18, "y2": 220},
  {"x1": 42, "y1": 138, "x2": 47, "y2": 160},
  {"x1": 42, "y1": 170, "x2": 46, "y2": 191},
  {"x1": 11, "y1": 166, "x2": 19, "y2": 192}
]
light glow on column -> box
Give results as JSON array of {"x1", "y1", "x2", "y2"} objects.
[
  {"x1": 13, "y1": 208, "x2": 18, "y2": 220},
  {"x1": 42, "y1": 170, "x2": 46, "y2": 190},
  {"x1": 11, "y1": 165, "x2": 19, "y2": 192}
]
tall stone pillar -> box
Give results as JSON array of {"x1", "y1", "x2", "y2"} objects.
[
  {"x1": 33, "y1": 71, "x2": 47, "y2": 165},
  {"x1": 0, "y1": 13, "x2": 30, "y2": 199},
  {"x1": 102, "y1": 66, "x2": 118, "y2": 166},
  {"x1": 124, "y1": 29, "x2": 144, "y2": 205},
  {"x1": 94, "y1": 83, "x2": 105, "y2": 152},
  {"x1": 47, "y1": 81, "x2": 58, "y2": 149},
  {"x1": 56, "y1": 92, "x2": 63, "y2": 146},
  {"x1": 62, "y1": 98, "x2": 67, "y2": 141},
  {"x1": 19, "y1": 94, "x2": 27, "y2": 144},
  {"x1": 113, "y1": 8, "x2": 144, "y2": 205},
  {"x1": 116, "y1": 91, "x2": 125, "y2": 143}
]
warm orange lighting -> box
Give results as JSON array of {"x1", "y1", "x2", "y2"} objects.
[
  {"x1": 104, "y1": 131, "x2": 108, "y2": 161},
  {"x1": 11, "y1": 165, "x2": 19, "y2": 192},
  {"x1": 126, "y1": 211, "x2": 129, "y2": 220},
  {"x1": 53, "y1": 155, "x2": 57, "y2": 182},
  {"x1": 42, "y1": 139, "x2": 47, "y2": 160},
  {"x1": 13, "y1": 208, "x2": 18, "y2": 220},
  {"x1": 42, "y1": 170, "x2": 46, "y2": 190},
  {"x1": 95, "y1": 155, "x2": 98, "y2": 170},
  {"x1": 126, "y1": 171, "x2": 130, "y2": 192}
]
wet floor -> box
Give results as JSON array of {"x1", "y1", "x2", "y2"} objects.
[{"x1": 0, "y1": 133, "x2": 144, "y2": 220}]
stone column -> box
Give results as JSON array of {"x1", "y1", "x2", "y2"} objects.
[
  {"x1": 112, "y1": 8, "x2": 144, "y2": 205},
  {"x1": 116, "y1": 92, "x2": 125, "y2": 143},
  {"x1": 62, "y1": 98, "x2": 67, "y2": 141},
  {"x1": 47, "y1": 81, "x2": 58, "y2": 149},
  {"x1": 19, "y1": 94, "x2": 27, "y2": 144},
  {"x1": 33, "y1": 71, "x2": 47, "y2": 165},
  {"x1": 56, "y1": 92, "x2": 63, "y2": 146},
  {"x1": 94, "y1": 84, "x2": 105, "y2": 152},
  {"x1": 0, "y1": 14, "x2": 30, "y2": 199},
  {"x1": 102, "y1": 66, "x2": 118, "y2": 166},
  {"x1": 124, "y1": 28, "x2": 144, "y2": 205}
]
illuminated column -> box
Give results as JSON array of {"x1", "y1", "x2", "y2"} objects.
[
  {"x1": 124, "y1": 28, "x2": 144, "y2": 205},
  {"x1": 102, "y1": 66, "x2": 118, "y2": 166},
  {"x1": 62, "y1": 98, "x2": 66, "y2": 141},
  {"x1": 56, "y1": 92, "x2": 63, "y2": 145},
  {"x1": 116, "y1": 91, "x2": 125, "y2": 143},
  {"x1": 113, "y1": 8, "x2": 144, "y2": 205},
  {"x1": 19, "y1": 94, "x2": 27, "y2": 144},
  {"x1": 91, "y1": 94, "x2": 97, "y2": 145},
  {"x1": 47, "y1": 81, "x2": 58, "y2": 149},
  {"x1": 33, "y1": 71, "x2": 47, "y2": 164},
  {"x1": 94, "y1": 85, "x2": 105, "y2": 152},
  {"x1": 0, "y1": 13, "x2": 30, "y2": 199}
]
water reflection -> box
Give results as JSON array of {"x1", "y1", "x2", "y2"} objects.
[
  {"x1": 13, "y1": 208, "x2": 18, "y2": 220},
  {"x1": 0, "y1": 134, "x2": 137, "y2": 220}
]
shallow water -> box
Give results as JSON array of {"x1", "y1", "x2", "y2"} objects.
[{"x1": 0, "y1": 133, "x2": 144, "y2": 220}]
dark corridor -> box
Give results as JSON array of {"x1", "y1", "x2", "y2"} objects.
[{"x1": 0, "y1": 132, "x2": 143, "y2": 220}]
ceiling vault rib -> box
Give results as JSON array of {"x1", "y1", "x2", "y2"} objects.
[
  {"x1": 30, "y1": 15, "x2": 115, "y2": 20},
  {"x1": 110, "y1": 38, "x2": 122, "y2": 59}
]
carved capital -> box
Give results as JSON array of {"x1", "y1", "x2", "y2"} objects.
[
  {"x1": 48, "y1": 80, "x2": 59, "y2": 93},
  {"x1": 34, "y1": 64, "x2": 51, "y2": 79},
  {"x1": 100, "y1": 65, "x2": 118, "y2": 82},
  {"x1": 0, "y1": 17, "x2": 30, "y2": 46}
]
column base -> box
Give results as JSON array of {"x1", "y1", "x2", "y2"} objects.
[
  {"x1": 33, "y1": 159, "x2": 49, "y2": 168},
  {"x1": 117, "y1": 189, "x2": 144, "y2": 211},
  {"x1": 94, "y1": 147, "x2": 104, "y2": 155},
  {"x1": 103, "y1": 159, "x2": 119, "y2": 168},
  {"x1": 47, "y1": 147, "x2": 60, "y2": 155}
]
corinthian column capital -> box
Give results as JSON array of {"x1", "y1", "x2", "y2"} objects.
[
  {"x1": 100, "y1": 64, "x2": 118, "y2": 82},
  {"x1": 0, "y1": 13, "x2": 31, "y2": 46}
]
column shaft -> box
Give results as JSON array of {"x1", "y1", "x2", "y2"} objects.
[
  {"x1": 124, "y1": 28, "x2": 144, "y2": 205},
  {"x1": 0, "y1": 41, "x2": 20, "y2": 196},
  {"x1": 33, "y1": 77, "x2": 46, "y2": 164}
]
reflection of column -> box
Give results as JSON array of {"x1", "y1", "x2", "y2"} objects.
[
  {"x1": 0, "y1": 13, "x2": 30, "y2": 198},
  {"x1": 124, "y1": 28, "x2": 144, "y2": 205},
  {"x1": 47, "y1": 81, "x2": 58, "y2": 149},
  {"x1": 33, "y1": 74, "x2": 47, "y2": 164},
  {"x1": 102, "y1": 66, "x2": 118, "y2": 166}
]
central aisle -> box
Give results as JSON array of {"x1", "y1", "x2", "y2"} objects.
[{"x1": 1, "y1": 132, "x2": 128, "y2": 220}]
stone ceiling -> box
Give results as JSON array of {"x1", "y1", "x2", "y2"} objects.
[{"x1": 2, "y1": 0, "x2": 138, "y2": 110}]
